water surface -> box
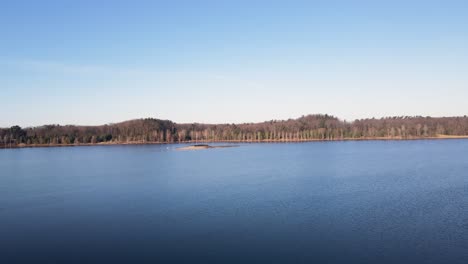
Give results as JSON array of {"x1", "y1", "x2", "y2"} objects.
[{"x1": 1, "y1": 141, "x2": 467, "y2": 263}]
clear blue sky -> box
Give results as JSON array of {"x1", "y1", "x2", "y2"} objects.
[{"x1": 2, "y1": 0, "x2": 468, "y2": 127}]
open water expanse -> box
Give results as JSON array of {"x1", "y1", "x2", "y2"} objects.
[{"x1": 1, "y1": 140, "x2": 467, "y2": 263}]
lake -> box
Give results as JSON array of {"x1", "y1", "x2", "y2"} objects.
[{"x1": 1, "y1": 140, "x2": 468, "y2": 263}]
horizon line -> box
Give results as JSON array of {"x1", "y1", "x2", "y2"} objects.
[{"x1": 4, "y1": 113, "x2": 468, "y2": 129}]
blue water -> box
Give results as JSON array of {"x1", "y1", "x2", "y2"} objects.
[{"x1": 1, "y1": 141, "x2": 467, "y2": 263}]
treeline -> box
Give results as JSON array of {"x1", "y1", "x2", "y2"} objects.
[{"x1": 1, "y1": 114, "x2": 468, "y2": 147}]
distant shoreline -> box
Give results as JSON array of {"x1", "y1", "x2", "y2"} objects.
[
  {"x1": 3, "y1": 115, "x2": 468, "y2": 149},
  {"x1": 3, "y1": 135, "x2": 468, "y2": 149}
]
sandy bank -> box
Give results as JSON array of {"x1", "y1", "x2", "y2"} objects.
[{"x1": 2, "y1": 135, "x2": 468, "y2": 149}]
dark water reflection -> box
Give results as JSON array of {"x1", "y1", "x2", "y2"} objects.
[{"x1": 1, "y1": 141, "x2": 467, "y2": 263}]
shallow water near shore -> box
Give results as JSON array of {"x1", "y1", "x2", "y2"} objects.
[{"x1": 1, "y1": 140, "x2": 468, "y2": 263}]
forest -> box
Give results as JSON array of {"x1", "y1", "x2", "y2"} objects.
[{"x1": 2, "y1": 114, "x2": 468, "y2": 147}]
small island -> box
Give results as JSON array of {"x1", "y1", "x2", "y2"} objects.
[{"x1": 177, "y1": 144, "x2": 238, "y2": 151}]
